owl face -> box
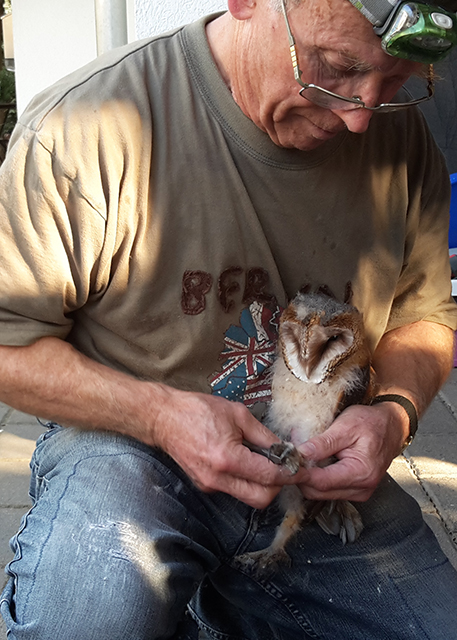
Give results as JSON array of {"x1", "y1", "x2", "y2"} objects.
[{"x1": 279, "y1": 293, "x2": 365, "y2": 384}]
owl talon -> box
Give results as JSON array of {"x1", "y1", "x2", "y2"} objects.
[
  {"x1": 235, "y1": 547, "x2": 291, "y2": 576},
  {"x1": 268, "y1": 442, "x2": 303, "y2": 474}
]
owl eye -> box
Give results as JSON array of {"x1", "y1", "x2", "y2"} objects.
[{"x1": 319, "y1": 331, "x2": 348, "y2": 355}]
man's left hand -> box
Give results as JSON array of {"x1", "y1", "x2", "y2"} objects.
[{"x1": 296, "y1": 401, "x2": 409, "y2": 502}]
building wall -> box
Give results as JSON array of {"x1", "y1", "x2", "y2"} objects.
[
  {"x1": 11, "y1": 0, "x2": 97, "y2": 114},
  {"x1": 134, "y1": 0, "x2": 226, "y2": 39},
  {"x1": 11, "y1": 0, "x2": 226, "y2": 116}
]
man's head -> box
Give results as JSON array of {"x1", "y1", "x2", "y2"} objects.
[{"x1": 208, "y1": 0, "x2": 425, "y2": 149}]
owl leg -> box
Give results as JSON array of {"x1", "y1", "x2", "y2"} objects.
[{"x1": 235, "y1": 487, "x2": 309, "y2": 574}]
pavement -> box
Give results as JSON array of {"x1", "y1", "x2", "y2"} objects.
[{"x1": 1, "y1": 376, "x2": 457, "y2": 639}]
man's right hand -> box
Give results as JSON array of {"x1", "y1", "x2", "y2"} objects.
[{"x1": 150, "y1": 387, "x2": 310, "y2": 509}]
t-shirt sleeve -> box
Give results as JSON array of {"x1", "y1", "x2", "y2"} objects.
[
  {"x1": 386, "y1": 112, "x2": 457, "y2": 333},
  {"x1": 0, "y1": 123, "x2": 106, "y2": 346}
]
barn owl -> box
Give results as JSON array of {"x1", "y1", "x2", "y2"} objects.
[{"x1": 239, "y1": 292, "x2": 374, "y2": 572}]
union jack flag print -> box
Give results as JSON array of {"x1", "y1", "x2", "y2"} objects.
[{"x1": 209, "y1": 299, "x2": 282, "y2": 407}]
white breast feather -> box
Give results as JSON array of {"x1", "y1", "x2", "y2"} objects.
[{"x1": 266, "y1": 356, "x2": 363, "y2": 445}]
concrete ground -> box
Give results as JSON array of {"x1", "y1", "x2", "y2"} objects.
[{"x1": 1, "y1": 374, "x2": 457, "y2": 638}]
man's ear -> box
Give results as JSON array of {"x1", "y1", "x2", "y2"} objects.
[{"x1": 227, "y1": 0, "x2": 257, "y2": 20}]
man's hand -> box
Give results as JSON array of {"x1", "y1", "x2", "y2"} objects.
[
  {"x1": 296, "y1": 402, "x2": 408, "y2": 502},
  {"x1": 152, "y1": 388, "x2": 310, "y2": 509}
]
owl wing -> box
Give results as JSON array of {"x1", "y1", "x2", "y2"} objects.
[{"x1": 335, "y1": 363, "x2": 374, "y2": 416}]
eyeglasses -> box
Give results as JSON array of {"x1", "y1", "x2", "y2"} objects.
[{"x1": 279, "y1": 0, "x2": 435, "y2": 112}]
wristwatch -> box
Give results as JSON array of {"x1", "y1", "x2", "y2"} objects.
[{"x1": 370, "y1": 394, "x2": 418, "y2": 452}]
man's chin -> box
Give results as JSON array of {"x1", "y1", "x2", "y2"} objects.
[
  {"x1": 269, "y1": 120, "x2": 343, "y2": 151},
  {"x1": 273, "y1": 133, "x2": 336, "y2": 151}
]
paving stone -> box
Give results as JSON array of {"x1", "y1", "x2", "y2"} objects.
[
  {"x1": 439, "y1": 369, "x2": 457, "y2": 418},
  {"x1": 0, "y1": 460, "x2": 32, "y2": 507},
  {"x1": 419, "y1": 395, "x2": 457, "y2": 434},
  {"x1": 3, "y1": 410, "x2": 42, "y2": 429},
  {"x1": 0, "y1": 431, "x2": 38, "y2": 461},
  {"x1": 408, "y1": 435, "x2": 457, "y2": 466},
  {"x1": 0, "y1": 402, "x2": 12, "y2": 425},
  {"x1": 414, "y1": 477, "x2": 457, "y2": 535},
  {"x1": 406, "y1": 452, "x2": 457, "y2": 477},
  {"x1": 0, "y1": 568, "x2": 10, "y2": 594},
  {"x1": 0, "y1": 610, "x2": 6, "y2": 640},
  {"x1": 0, "y1": 507, "x2": 26, "y2": 568},
  {"x1": 390, "y1": 456, "x2": 457, "y2": 569},
  {"x1": 389, "y1": 456, "x2": 434, "y2": 512},
  {"x1": 0, "y1": 506, "x2": 24, "y2": 639},
  {"x1": 441, "y1": 369, "x2": 457, "y2": 406},
  {"x1": 0, "y1": 418, "x2": 45, "y2": 444}
]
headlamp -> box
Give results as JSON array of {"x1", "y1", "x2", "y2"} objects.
[{"x1": 347, "y1": 0, "x2": 457, "y2": 62}]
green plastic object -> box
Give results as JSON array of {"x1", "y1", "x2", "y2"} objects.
[{"x1": 382, "y1": 2, "x2": 457, "y2": 63}]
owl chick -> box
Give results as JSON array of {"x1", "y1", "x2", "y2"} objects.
[{"x1": 239, "y1": 292, "x2": 374, "y2": 572}]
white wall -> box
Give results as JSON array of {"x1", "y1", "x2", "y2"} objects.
[
  {"x1": 134, "y1": 0, "x2": 227, "y2": 39},
  {"x1": 11, "y1": 0, "x2": 227, "y2": 116},
  {"x1": 11, "y1": 0, "x2": 97, "y2": 115}
]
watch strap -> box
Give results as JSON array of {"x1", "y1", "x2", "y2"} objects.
[{"x1": 370, "y1": 394, "x2": 418, "y2": 450}]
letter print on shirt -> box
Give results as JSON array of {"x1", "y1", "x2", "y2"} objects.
[{"x1": 209, "y1": 298, "x2": 282, "y2": 408}]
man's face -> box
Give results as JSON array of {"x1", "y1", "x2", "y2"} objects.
[{"x1": 228, "y1": 0, "x2": 422, "y2": 150}]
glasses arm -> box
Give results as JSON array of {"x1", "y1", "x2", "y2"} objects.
[{"x1": 280, "y1": 0, "x2": 308, "y2": 89}]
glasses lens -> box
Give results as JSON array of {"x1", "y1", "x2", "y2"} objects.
[
  {"x1": 300, "y1": 86, "x2": 363, "y2": 111},
  {"x1": 300, "y1": 79, "x2": 432, "y2": 112}
]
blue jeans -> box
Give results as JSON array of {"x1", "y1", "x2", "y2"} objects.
[{"x1": 2, "y1": 425, "x2": 457, "y2": 639}]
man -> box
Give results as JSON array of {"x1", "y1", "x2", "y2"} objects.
[{"x1": 1, "y1": 0, "x2": 457, "y2": 637}]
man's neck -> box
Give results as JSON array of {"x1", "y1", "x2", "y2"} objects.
[{"x1": 205, "y1": 13, "x2": 235, "y2": 93}]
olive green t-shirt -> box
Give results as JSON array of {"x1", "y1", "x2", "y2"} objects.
[{"x1": 0, "y1": 14, "x2": 455, "y2": 408}]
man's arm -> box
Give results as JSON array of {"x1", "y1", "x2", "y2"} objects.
[
  {"x1": 0, "y1": 336, "x2": 309, "y2": 508},
  {"x1": 297, "y1": 320, "x2": 454, "y2": 502}
]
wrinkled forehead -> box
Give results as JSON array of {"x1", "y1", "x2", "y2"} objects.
[
  {"x1": 292, "y1": 0, "x2": 422, "y2": 73},
  {"x1": 288, "y1": 0, "x2": 380, "y2": 42}
]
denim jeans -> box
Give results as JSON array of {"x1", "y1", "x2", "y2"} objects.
[{"x1": 2, "y1": 425, "x2": 457, "y2": 640}]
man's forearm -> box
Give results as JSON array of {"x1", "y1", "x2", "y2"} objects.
[
  {"x1": 0, "y1": 336, "x2": 169, "y2": 443},
  {"x1": 372, "y1": 320, "x2": 454, "y2": 416}
]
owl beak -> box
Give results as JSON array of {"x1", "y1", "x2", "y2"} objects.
[{"x1": 302, "y1": 354, "x2": 322, "y2": 380}]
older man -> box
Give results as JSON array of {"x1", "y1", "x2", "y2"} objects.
[{"x1": 1, "y1": 0, "x2": 457, "y2": 637}]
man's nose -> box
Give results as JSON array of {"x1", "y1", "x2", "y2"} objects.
[
  {"x1": 333, "y1": 106, "x2": 375, "y2": 134},
  {"x1": 333, "y1": 74, "x2": 387, "y2": 133}
]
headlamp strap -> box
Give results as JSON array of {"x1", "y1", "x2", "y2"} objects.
[{"x1": 346, "y1": 0, "x2": 401, "y2": 30}]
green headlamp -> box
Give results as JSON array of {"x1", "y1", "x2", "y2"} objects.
[{"x1": 347, "y1": 0, "x2": 457, "y2": 62}]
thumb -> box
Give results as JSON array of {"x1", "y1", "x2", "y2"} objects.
[
  {"x1": 297, "y1": 423, "x2": 349, "y2": 463},
  {"x1": 241, "y1": 415, "x2": 282, "y2": 449}
]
